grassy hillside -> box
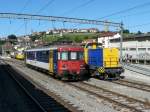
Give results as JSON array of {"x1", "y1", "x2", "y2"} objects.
[{"x1": 43, "y1": 33, "x2": 99, "y2": 43}]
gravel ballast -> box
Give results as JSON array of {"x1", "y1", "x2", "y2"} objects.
[
  {"x1": 6, "y1": 59, "x2": 150, "y2": 112},
  {"x1": 7, "y1": 60, "x2": 121, "y2": 112},
  {"x1": 84, "y1": 78, "x2": 150, "y2": 103},
  {"x1": 123, "y1": 69, "x2": 150, "y2": 85}
]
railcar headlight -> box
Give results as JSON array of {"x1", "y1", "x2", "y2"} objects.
[
  {"x1": 80, "y1": 64, "x2": 85, "y2": 69},
  {"x1": 61, "y1": 64, "x2": 68, "y2": 70}
]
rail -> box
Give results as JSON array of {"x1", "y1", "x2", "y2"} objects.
[
  {"x1": 113, "y1": 79, "x2": 150, "y2": 92},
  {"x1": 123, "y1": 63, "x2": 150, "y2": 76},
  {"x1": 2, "y1": 60, "x2": 74, "y2": 112},
  {"x1": 69, "y1": 82, "x2": 150, "y2": 112}
]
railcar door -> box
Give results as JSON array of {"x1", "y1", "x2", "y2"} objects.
[
  {"x1": 53, "y1": 50, "x2": 57, "y2": 73},
  {"x1": 49, "y1": 50, "x2": 54, "y2": 73}
]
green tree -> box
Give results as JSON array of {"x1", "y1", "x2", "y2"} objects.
[
  {"x1": 74, "y1": 36, "x2": 82, "y2": 42},
  {"x1": 123, "y1": 29, "x2": 130, "y2": 34},
  {"x1": 7, "y1": 34, "x2": 17, "y2": 40},
  {"x1": 30, "y1": 35, "x2": 40, "y2": 41},
  {"x1": 137, "y1": 30, "x2": 142, "y2": 34},
  {"x1": 7, "y1": 34, "x2": 17, "y2": 44}
]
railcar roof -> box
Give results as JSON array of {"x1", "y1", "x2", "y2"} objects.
[{"x1": 25, "y1": 45, "x2": 82, "y2": 52}]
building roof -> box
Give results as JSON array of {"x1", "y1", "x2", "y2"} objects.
[
  {"x1": 99, "y1": 31, "x2": 117, "y2": 37},
  {"x1": 110, "y1": 33, "x2": 150, "y2": 42}
]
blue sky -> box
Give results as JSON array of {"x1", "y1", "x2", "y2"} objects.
[{"x1": 0, "y1": 0, "x2": 150, "y2": 37}]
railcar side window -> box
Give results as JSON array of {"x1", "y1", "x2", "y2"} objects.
[
  {"x1": 70, "y1": 52, "x2": 77, "y2": 60},
  {"x1": 27, "y1": 51, "x2": 35, "y2": 60},
  {"x1": 36, "y1": 50, "x2": 49, "y2": 62},
  {"x1": 61, "y1": 52, "x2": 68, "y2": 60}
]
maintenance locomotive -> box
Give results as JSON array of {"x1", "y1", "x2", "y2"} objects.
[
  {"x1": 25, "y1": 45, "x2": 88, "y2": 80},
  {"x1": 84, "y1": 42, "x2": 124, "y2": 80}
]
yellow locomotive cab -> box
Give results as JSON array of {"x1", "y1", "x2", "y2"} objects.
[{"x1": 103, "y1": 48, "x2": 119, "y2": 68}]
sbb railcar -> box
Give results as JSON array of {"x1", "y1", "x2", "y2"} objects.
[
  {"x1": 84, "y1": 43, "x2": 124, "y2": 79},
  {"x1": 25, "y1": 45, "x2": 88, "y2": 80}
]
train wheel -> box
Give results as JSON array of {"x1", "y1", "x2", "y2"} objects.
[
  {"x1": 98, "y1": 73, "x2": 105, "y2": 80},
  {"x1": 115, "y1": 74, "x2": 120, "y2": 80},
  {"x1": 55, "y1": 74, "x2": 62, "y2": 80},
  {"x1": 99, "y1": 75, "x2": 104, "y2": 80}
]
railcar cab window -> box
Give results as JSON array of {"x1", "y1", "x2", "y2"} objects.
[
  {"x1": 78, "y1": 52, "x2": 84, "y2": 60},
  {"x1": 70, "y1": 52, "x2": 77, "y2": 60},
  {"x1": 60, "y1": 52, "x2": 68, "y2": 60},
  {"x1": 70, "y1": 52, "x2": 84, "y2": 60}
]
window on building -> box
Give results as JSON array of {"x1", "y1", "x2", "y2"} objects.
[
  {"x1": 130, "y1": 48, "x2": 136, "y2": 51},
  {"x1": 122, "y1": 48, "x2": 126, "y2": 51},
  {"x1": 138, "y1": 48, "x2": 146, "y2": 51}
]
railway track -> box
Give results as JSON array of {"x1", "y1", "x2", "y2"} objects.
[
  {"x1": 1, "y1": 60, "x2": 73, "y2": 112},
  {"x1": 5, "y1": 58, "x2": 150, "y2": 111},
  {"x1": 112, "y1": 79, "x2": 150, "y2": 93},
  {"x1": 5, "y1": 58, "x2": 25, "y2": 66},
  {"x1": 123, "y1": 63, "x2": 150, "y2": 76},
  {"x1": 69, "y1": 82, "x2": 150, "y2": 112},
  {"x1": 0, "y1": 61, "x2": 46, "y2": 112}
]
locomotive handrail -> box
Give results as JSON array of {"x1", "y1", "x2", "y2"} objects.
[{"x1": 84, "y1": 42, "x2": 102, "y2": 48}]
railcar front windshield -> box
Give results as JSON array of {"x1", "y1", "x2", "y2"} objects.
[{"x1": 59, "y1": 51, "x2": 84, "y2": 60}]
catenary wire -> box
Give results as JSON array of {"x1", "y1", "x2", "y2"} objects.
[
  {"x1": 15, "y1": 0, "x2": 56, "y2": 35},
  {"x1": 97, "y1": 1, "x2": 150, "y2": 19},
  {"x1": 60, "y1": 0, "x2": 95, "y2": 16},
  {"x1": 19, "y1": 0, "x2": 31, "y2": 13},
  {"x1": 36, "y1": 0, "x2": 55, "y2": 14}
]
